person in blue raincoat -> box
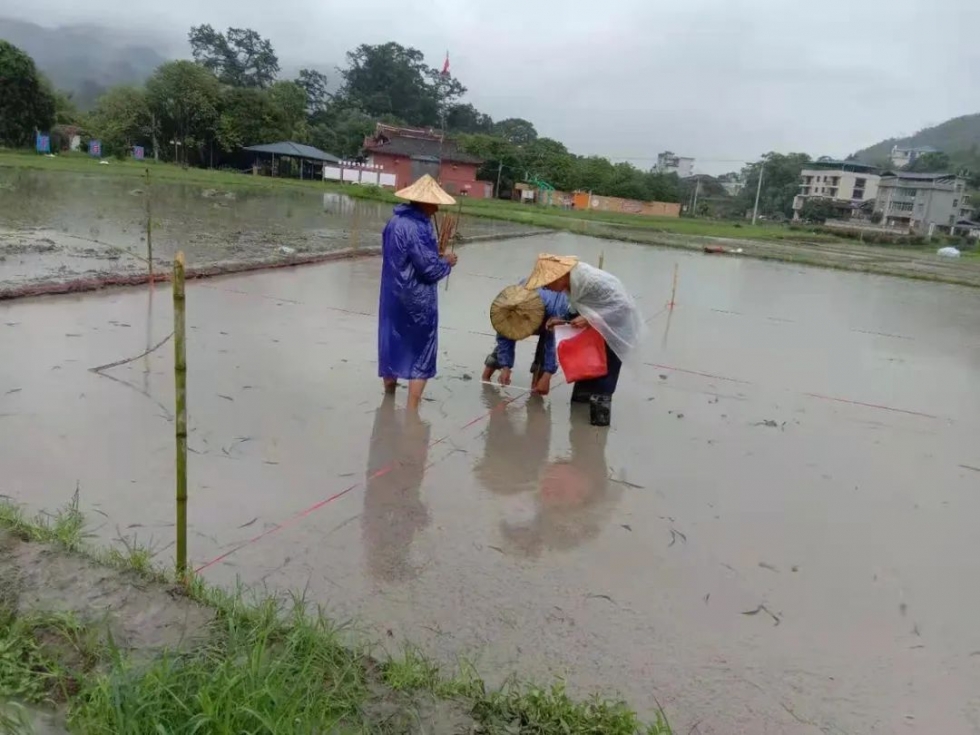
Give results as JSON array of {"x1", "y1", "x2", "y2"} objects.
[
  {"x1": 378, "y1": 174, "x2": 459, "y2": 410},
  {"x1": 482, "y1": 281, "x2": 571, "y2": 395}
]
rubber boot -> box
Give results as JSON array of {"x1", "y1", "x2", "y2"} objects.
[
  {"x1": 589, "y1": 394, "x2": 612, "y2": 427},
  {"x1": 571, "y1": 383, "x2": 591, "y2": 404}
]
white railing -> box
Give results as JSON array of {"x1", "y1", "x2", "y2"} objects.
[{"x1": 324, "y1": 161, "x2": 396, "y2": 188}]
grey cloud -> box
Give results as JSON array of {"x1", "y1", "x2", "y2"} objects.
[{"x1": 7, "y1": 0, "x2": 979, "y2": 173}]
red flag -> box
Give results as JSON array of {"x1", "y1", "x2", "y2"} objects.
[{"x1": 441, "y1": 51, "x2": 450, "y2": 76}]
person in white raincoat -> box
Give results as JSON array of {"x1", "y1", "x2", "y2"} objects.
[{"x1": 524, "y1": 254, "x2": 644, "y2": 426}]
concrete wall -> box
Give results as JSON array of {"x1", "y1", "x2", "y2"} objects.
[
  {"x1": 572, "y1": 192, "x2": 681, "y2": 217},
  {"x1": 438, "y1": 161, "x2": 490, "y2": 199},
  {"x1": 367, "y1": 153, "x2": 488, "y2": 198}
]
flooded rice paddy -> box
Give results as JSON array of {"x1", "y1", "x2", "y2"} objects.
[
  {"x1": 0, "y1": 168, "x2": 534, "y2": 291},
  {"x1": 2, "y1": 231, "x2": 980, "y2": 733}
]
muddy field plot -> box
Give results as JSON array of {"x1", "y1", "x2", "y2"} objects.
[
  {"x1": 0, "y1": 168, "x2": 534, "y2": 293},
  {"x1": 2, "y1": 232, "x2": 980, "y2": 734}
]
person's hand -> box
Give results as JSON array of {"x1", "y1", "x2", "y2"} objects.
[
  {"x1": 498, "y1": 368, "x2": 512, "y2": 386},
  {"x1": 570, "y1": 315, "x2": 588, "y2": 329},
  {"x1": 445, "y1": 252, "x2": 458, "y2": 267},
  {"x1": 532, "y1": 372, "x2": 552, "y2": 395},
  {"x1": 545, "y1": 316, "x2": 566, "y2": 330}
]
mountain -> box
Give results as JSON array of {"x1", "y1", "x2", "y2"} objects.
[
  {"x1": 0, "y1": 17, "x2": 168, "y2": 109},
  {"x1": 852, "y1": 113, "x2": 980, "y2": 166}
]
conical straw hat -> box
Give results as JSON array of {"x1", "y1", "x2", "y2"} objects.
[
  {"x1": 524, "y1": 254, "x2": 579, "y2": 290},
  {"x1": 394, "y1": 174, "x2": 457, "y2": 206},
  {"x1": 490, "y1": 285, "x2": 546, "y2": 341}
]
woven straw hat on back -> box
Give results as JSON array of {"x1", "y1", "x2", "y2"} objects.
[
  {"x1": 394, "y1": 174, "x2": 457, "y2": 206},
  {"x1": 490, "y1": 285, "x2": 546, "y2": 341},
  {"x1": 524, "y1": 254, "x2": 579, "y2": 290}
]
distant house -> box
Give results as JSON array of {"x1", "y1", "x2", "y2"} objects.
[
  {"x1": 654, "y1": 151, "x2": 695, "y2": 179},
  {"x1": 874, "y1": 171, "x2": 970, "y2": 234},
  {"x1": 889, "y1": 144, "x2": 938, "y2": 169},
  {"x1": 362, "y1": 124, "x2": 491, "y2": 198},
  {"x1": 792, "y1": 159, "x2": 881, "y2": 220}
]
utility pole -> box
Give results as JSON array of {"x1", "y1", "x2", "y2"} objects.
[
  {"x1": 751, "y1": 160, "x2": 765, "y2": 225},
  {"x1": 494, "y1": 160, "x2": 503, "y2": 199},
  {"x1": 691, "y1": 177, "x2": 701, "y2": 217}
]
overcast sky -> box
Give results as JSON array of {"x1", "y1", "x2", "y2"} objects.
[{"x1": 10, "y1": 0, "x2": 980, "y2": 174}]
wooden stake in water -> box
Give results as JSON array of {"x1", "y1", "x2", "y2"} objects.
[
  {"x1": 598, "y1": 250, "x2": 605, "y2": 269},
  {"x1": 173, "y1": 251, "x2": 188, "y2": 577},
  {"x1": 145, "y1": 169, "x2": 153, "y2": 282},
  {"x1": 351, "y1": 197, "x2": 360, "y2": 250},
  {"x1": 668, "y1": 263, "x2": 679, "y2": 309}
]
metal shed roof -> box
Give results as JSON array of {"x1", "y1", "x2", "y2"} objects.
[{"x1": 243, "y1": 141, "x2": 340, "y2": 163}]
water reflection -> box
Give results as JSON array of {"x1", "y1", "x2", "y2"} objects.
[
  {"x1": 475, "y1": 386, "x2": 622, "y2": 557},
  {"x1": 361, "y1": 396, "x2": 432, "y2": 582},
  {"x1": 473, "y1": 385, "x2": 552, "y2": 496}
]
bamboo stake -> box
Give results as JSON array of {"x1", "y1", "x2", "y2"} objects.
[
  {"x1": 173, "y1": 251, "x2": 188, "y2": 578},
  {"x1": 668, "y1": 263, "x2": 679, "y2": 309},
  {"x1": 145, "y1": 168, "x2": 153, "y2": 282},
  {"x1": 351, "y1": 197, "x2": 360, "y2": 250}
]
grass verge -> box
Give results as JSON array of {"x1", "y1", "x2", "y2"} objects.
[{"x1": 0, "y1": 496, "x2": 672, "y2": 734}]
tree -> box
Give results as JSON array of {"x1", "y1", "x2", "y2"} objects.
[
  {"x1": 338, "y1": 42, "x2": 459, "y2": 127},
  {"x1": 799, "y1": 198, "x2": 839, "y2": 223},
  {"x1": 216, "y1": 88, "x2": 280, "y2": 152},
  {"x1": 445, "y1": 103, "x2": 493, "y2": 134},
  {"x1": 0, "y1": 41, "x2": 55, "y2": 146},
  {"x1": 297, "y1": 68, "x2": 330, "y2": 116},
  {"x1": 90, "y1": 86, "x2": 153, "y2": 155},
  {"x1": 906, "y1": 151, "x2": 951, "y2": 173},
  {"x1": 459, "y1": 133, "x2": 523, "y2": 195},
  {"x1": 308, "y1": 105, "x2": 376, "y2": 159},
  {"x1": 188, "y1": 25, "x2": 279, "y2": 88},
  {"x1": 269, "y1": 81, "x2": 308, "y2": 141},
  {"x1": 494, "y1": 118, "x2": 537, "y2": 146},
  {"x1": 736, "y1": 152, "x2": 811, "y2": 219},
  {"x1": 146, "y1": 61, "x2": 221, "y2": 163}
]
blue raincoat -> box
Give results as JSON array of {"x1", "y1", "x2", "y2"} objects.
[{"x1": 377, "y1": 204, "x2": 452, "y2": 380}]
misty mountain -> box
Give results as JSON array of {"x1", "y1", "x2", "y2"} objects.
[
  {"x1": 852, "y1": 113, "x2": 980, "y2": 166},
  {"x1": 0, "y1": 17, "x2": 168, "y2": 109}
]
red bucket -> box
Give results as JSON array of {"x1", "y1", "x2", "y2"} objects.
[{"x1": 557, "y1": 326, "x2": 608, "y2": 383}]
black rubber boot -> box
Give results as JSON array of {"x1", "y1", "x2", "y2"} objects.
[
  {"x1": 571, "y1": 383, "x2": 591, "y2": 404},
  {"x1": 589, "y1": 394, "x2": 612, "y2": 427}
]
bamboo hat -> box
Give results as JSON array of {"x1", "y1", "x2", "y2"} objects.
[
  {"x1": 490, "y1": 285, "x2": 546, "y2": 341},
  {"x1": 394, "y1": 174, "x2": 457, "y2": 206},
  {"x1": 524, "y1": 254, "x2": 579, "y2": 290}
]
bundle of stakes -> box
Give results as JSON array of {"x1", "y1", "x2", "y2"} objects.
[{"x1": 436, "y1": 202, "x2": 463, "y2": 289}]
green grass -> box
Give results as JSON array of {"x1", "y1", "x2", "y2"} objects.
[{"x1": 0, "y1": 496, "x2": 672, "y2": 734}]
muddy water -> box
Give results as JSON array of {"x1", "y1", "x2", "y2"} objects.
[
  {"x1": 0, "y1": 168, "x2": 533, "y2": 289},
  {"x1": 3, "y1": 232, "x2": 980, "y2": 733}
]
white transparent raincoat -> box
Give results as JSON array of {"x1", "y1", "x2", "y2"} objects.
[{"x1": 568, "y1": 263, "x2": 644, "y2": 361}]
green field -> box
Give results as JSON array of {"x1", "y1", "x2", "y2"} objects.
[{"x1": 0, "y1": 149, "x2": 830, "y2": 243}]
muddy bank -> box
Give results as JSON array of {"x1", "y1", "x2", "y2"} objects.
[
  {"x1": 0, "y1": 168, "x2": 543, "y2": 294},
  {"x1": 0, "y1": 526, "x2": 655, "y2": 734}
]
